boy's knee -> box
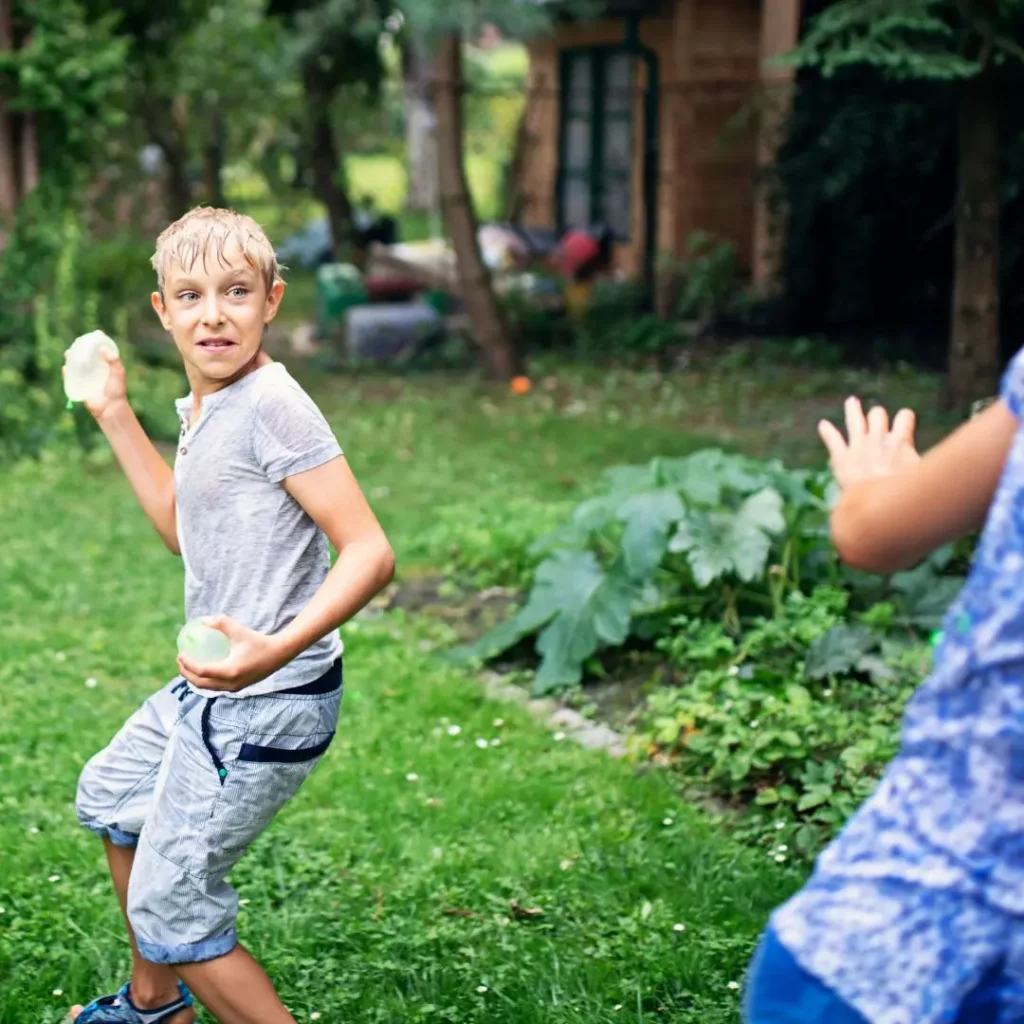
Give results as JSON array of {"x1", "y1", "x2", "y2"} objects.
[{"x1": 75, "y1": 754, "x2": 141, "y2": 847}]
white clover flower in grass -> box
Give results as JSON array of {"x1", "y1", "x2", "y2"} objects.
[
  {"x1": 493, "y1": 718, "x2": 504, "y2": 728},
  {"x1": 614, "y1": 1005, "x2": 623, "y2": 1011},
  {"x1": 728, "y1": 981, "x2": 740, "y2": 991},
  {"x1": 0, "y1": 907, "x2": 5, "y2": 914},
  {"x1": 491, "y1": 738, "x2": 501, "y2": 748},
  {"x1": 447, "y1": 725, "x2": 462, "y2": 737},
  {"x1": 53, "y1": 989, "x2": 63, "y2": 998},
  {"x1": 55, "y1": 652, "x2": 66, "y2": 662},
  {"x1": 239, "y1": 899, "x2": 250, "y2": 907},
  {"x1": 29, "y1": 827, "x2": 39, "y2": 835},
  {"x1": 406, "y1": 773, "x2": 419, "y2": 782},
  {"x1": 553, "y1": 732, "x2": 566, "y2": 742},
  {"x1": 662, "y1": 818, "x2": 674, "y2": 827},
  {"x1": 775, "y1": 821, "x2": 786, "y2": 830},
  {"x1": 777, "y1": 844, "x2": 788, "y2": 853},
  {"x1": 775, "y1": 854, "x2": 787, "y2": 863},
  {"x1": 476, "y1": 985, "x2": 488, "y2": 994},
  {"x1": 475, "y1": 738, "x2": 489, "y2": 750},
  {"x1": 48, "y1": 875, "x2": 60, "y2": 883},
  {"x1": 311, "y1": 1014, "x2": 321, "y2": 1021},
  {"x1": 673, "y1": 923, "x2": 686, "y2": 933}
]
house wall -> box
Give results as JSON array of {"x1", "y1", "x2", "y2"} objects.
[{"x1": 520, "y1": 0, "x2": 764, "y2": 281}]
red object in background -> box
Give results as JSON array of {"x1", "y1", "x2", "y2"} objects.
[
  {"x1": 551, "y1": 230, "x2": 602, "y2": 280},
  {"x1": 364, "y1": 275, "x2": 422, "y2": 303}
]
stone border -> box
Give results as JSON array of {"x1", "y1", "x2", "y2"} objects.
[{"x1": 479, "y1": 670, "x2": 627, "y2": 760}]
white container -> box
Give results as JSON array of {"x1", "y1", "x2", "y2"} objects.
[
  {"x1": 177, "y1": 619, "x2": 231, "y2": 664},
  {"x1": 64, "y1": 330, "x2": 119, "y2": 403}
]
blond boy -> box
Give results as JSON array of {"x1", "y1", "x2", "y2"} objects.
[{"x1": 69, "y1": 207, "x2": 394, "y2": 1024}]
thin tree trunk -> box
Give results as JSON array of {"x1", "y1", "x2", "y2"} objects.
[
  {"x1": 151, "y1": 96, "x2": 193, "y2": 222},
  {"x1": 303, "y1": 67, "x2": 353, "y2": 261},
  {"x1": 433, "y1": 33, "x2": 521, "y2": 380},
  {"x1": 0, "y1": 0, "x2": 18, "y2": 233},
  {"x1": 20, "y1": 110, "x2": 38, "y2": 197},
  {"x1": 948, "y1": 70, "x2": 1001, "y2": 408},
  {"x1": 401, "y1": 39, "x2": 439, "y2": 212},
  {"x1": 202, "y1": 103, "x2": 226, "y2": 208}
]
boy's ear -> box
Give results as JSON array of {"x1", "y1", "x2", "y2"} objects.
[
  {"x1": 264, "y1": 280, "x2": 285, "y2": 325},
  {"x1": 151, "y1": 291, "x2": 171, "y2": 331}
]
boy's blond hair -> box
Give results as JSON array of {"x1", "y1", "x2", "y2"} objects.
[{"x1": 151, "y1": 207, "x2": 283, "y2": 295}]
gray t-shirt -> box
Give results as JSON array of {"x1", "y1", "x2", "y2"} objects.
[{"x1": 173, "y1": 362, "x2": 344, "y2": 698}]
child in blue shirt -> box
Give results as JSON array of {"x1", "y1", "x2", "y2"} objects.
[{"x1": 746, "y1": 354, "x2": 1024, "y2": 1023}]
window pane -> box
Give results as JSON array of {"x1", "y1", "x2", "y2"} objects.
[
  {"x1": 601, "y1": 176, "x2": 631, "y2": 239},
  {"x1": 605, "y1": 54, "x2": 633, "y2": 114},
  {"x1": 563, "y1": 179, "x2": 592, "y2": 230},
  {"x1": 565, "y1": 117, "x2": 591, "y2": 172},
  {"x1": 603, "y1": 119, "x2": 632, "y2": 174},
  {"x1": 567, "y1": 56, "x2": 592, "y2": 115}
]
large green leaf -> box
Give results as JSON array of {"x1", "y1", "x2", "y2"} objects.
[
  {"x1": 457, "y1": 551, "x2": 637, "y2": 692},
  {"x1": 532, "y1": 553, "x2": 636, "y2": 692},
  {"x1": 669, "y1": 512, "x2": 736, "y2": 588},
  {"x1": 804, "y1": 624, "x2": 879, "y2": 680},
  {"x1": 617, "y1": 489, "x2": 686, "y2": 580},
  {"x1": 668, "y1": 487, "x2": 785, "y2": 586}
]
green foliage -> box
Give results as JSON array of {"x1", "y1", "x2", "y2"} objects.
[
  {"x1": 458, "y1": 450, "x2": 833, "y2": 692},
  {"x1": 3, "y1": 0, "x2": 128, "y2": 183},
  {"x1": 789, "y1": 0, "x2": 979, "y2": 81},
  {"x1": 635, "y1": 590, "x2": 929, "y2": 856},
  {"x1": 669, "y1": 231, "x2": 744, "y2": 324}
]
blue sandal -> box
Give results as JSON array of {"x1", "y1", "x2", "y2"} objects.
[{"x1": 72, "y1": 981, "x2": 193, "y2": 1023}]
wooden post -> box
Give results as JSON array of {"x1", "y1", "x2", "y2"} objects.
[
  {"x1": 752, "y1": 0, "x2": 801, "y2": 290},
  {"x1": 0, "y1": 0, "x2": 18, "y2": 236}
]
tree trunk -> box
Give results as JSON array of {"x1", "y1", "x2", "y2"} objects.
[
  {"x1": 20, "y1": 110, "x2": 38, "y2": 198},
  {"x1": 151, "y1": 96, "x2": 193, "y2": 222},
  {"x1": 0, "y1": 0, "x2": 18, "y2": 235},
  {"x1": 202, "y1": 102, "x2": 226, "y2": 208},
  {"x1": 401, "y1": 39, "x2": 439, "y2": 212},
  {"x1": 433, "y1": 33, "x2": 521, "y2": 380},
  {"x1": 948, "y1": 70, "x2": 1001, "y2": 409},
  {"x1": 303, "y1": 67, "x2": 353, "y2": 261}
]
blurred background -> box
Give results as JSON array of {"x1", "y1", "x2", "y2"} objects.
[{"x1": 2, "y1": 2, "x2": 1024, "y2": 1020}]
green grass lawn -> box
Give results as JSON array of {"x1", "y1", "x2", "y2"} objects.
[{"x1": 0, "y1": 350, "x2": 954, "y2": 1023}]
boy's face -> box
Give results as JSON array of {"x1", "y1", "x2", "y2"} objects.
[{"x1": 151, "y1": 240, "x2": 285, "y2": 389}]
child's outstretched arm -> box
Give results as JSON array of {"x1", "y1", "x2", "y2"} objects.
[
  {"x1": 819, "y1": 396, "x2": 1018, "y2": 574},
  {"x1": 71, "y1": 351, "x2": 179, "y2": 554}
]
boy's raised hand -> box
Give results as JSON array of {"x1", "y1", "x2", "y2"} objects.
[
  {"x1": 63, "y1": 348, "x2": 129, "y2": 422},
  {"x1": 818, "y1": 397, "x2": 921, "y2": 491}
]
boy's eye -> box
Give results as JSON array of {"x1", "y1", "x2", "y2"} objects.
[
  {"x1": 179, "y1": 291, "x2": 199, "y2": 302},
  {"x1": 229, "y1": 286, "x2": 249, "y2": 298}
]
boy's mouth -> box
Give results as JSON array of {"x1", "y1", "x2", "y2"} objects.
[{"x1": 197, "y1": 337, "x2": 236, "y2": 353}]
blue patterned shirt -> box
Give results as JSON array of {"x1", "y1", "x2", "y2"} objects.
[{"x1": 773, "y1": 350, "x2": 1024, "y2": 1024}]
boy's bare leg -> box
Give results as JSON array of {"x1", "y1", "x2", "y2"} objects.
[
  {"x1": 70, "y1": 841, "x2": 194, "y2": 1022},
  {"x1": 69, "y1": 840, "x2": 293, "y2": 1024},
  {"x1": 175, "y1": 946, "x2": 296, "y2": 1024}
]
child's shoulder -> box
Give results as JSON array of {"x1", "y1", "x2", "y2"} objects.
[{"x1": 250, "y1": 363, "x2": 324, "y2": 418}]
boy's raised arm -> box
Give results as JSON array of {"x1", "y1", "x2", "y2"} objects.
[{"x1": 79, "y1": 352, "x2": 180, "y2": 555}]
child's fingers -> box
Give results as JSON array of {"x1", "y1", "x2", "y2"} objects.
[
  {"x1": 844, "y1": 397, "x2": 867, "y2": 442},
  {"x1": 867, "y1": 405, "x2": 889, "y2": 438},
  {"x1": 891, "y1": 408, "x2": 916, "y2": 447},
  {"x1": 818, "y1": 419, "x2": 848, "y2": 463}
]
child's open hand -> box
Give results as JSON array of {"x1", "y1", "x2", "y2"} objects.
[
  {"x1": 176, "y1": 615, "x2": 288, "y2": 692},
  {"x1": 819, "y1": 397, "x2": 921, "y2": 491}
]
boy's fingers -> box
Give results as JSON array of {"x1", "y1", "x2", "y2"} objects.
[
  {"x1": 844, "y1": 397, "x2": 867, "y2": 441},
  {"x1": 867, "y1": 405, "x2": 889, "y2": 438}
]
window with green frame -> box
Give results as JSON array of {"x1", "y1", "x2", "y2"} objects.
[{"x1": 558, "y1": 48, "x2": 635, "y2": 242}]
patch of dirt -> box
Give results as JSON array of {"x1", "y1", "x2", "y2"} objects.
[
  {"x1": 382, "y1": 575, "x2": 519, "y2": 644},
  {"x1": 382, "y1": 575, "x2": 666, "y2": 734}
]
